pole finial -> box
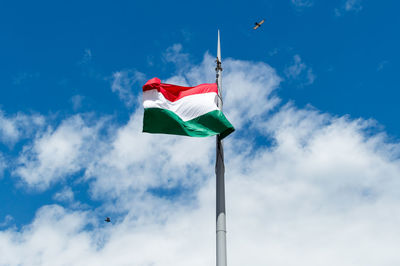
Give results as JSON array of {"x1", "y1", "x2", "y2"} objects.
[
  {"x1": 217, "y1": 30, "x2": 221, "y2": 61},
  {"x1": 216, "y1": 30, "x2": 222, "y2": 72}
]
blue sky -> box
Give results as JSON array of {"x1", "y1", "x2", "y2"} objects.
[
  {"x1": 2, "y1": 0, "x2": 399, "y2": 130},
  {"x1": 1, "y1": 1, "x2": 400, "y2": 265}
]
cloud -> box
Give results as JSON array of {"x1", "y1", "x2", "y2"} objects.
[
  {"x1": 284, "y1": 54, "x2": 316, "y2": 87},
  {"x1": 291, "y1": 0, "x2": 314, "y2": 8},
  {"x1": 2, "y1": 50, "x2": 400, "y2": 265},
  {"x1": 0, "y1": 110, "x2": 45, "y2": 146},
  {"x1": 111, "y1": 70, "x2": 146, "y2": 107},
  {"x1": 70, "y1": 95, "x2": 85, "y2": 111},
  {"x1": 163, "y1": 43, "x2": 190, "y2": 70},
  {"x1": 2, "y1": 102, "x2": 400, "y2": 265},
  {"x1": 345, "y1": 0, "x2": 363, "y2": 11},
  {"x1": 13, "y1": 115, "x2": 108, "y2": 190},
  {"x1": 84, "y1": 109, "x2": 216, "y2": 204},
  {"x1": 0, "y1": 153, "x2": 5, "y2": 177},
  {"x1": 0, "y1": 202, "x2": 216, "y2": 266},
  {"x1": 335, "y1": 0, "x2": 362, "y2": 16},
  {"x1": 53, "y1": 187, "x2": 75, "y2": 203},
  {"x1": 0, "y1": 215, "x2": 14, "y2": 228},
  {"x1": 0, "y1": 205, "x2": 98, "y2": 266}
]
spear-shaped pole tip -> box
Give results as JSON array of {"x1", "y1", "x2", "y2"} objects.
[{"x1": 217, "y1": 30, "x2": 221, "y2": 62}]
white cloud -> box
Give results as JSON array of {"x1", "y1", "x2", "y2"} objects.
[
  {"x1": 0, "y1": 153, "x2": 6, "y2": 178},
  {"x1": 70, "y1": 95, "x2": 85, "y2": 111},
  {"x1": 84, "y1": 109, "x2": 216, "y2": 202},
  {"x1": 0, "y1": 215, "x2": 14, "y2": 228},
  {"x1": 0, "y1": 110, "x2": 45, "y2": 146},
  {"x1": 224, "y1": 104, "x2": 400, "y2": 265},
  {"x1": 53, "y1": 187, "x2": 75, "y2": 203},
  {"x1": 284, "y1": 54, "x2": 315, "y2": 87},
  {"x1": 111, "y1": 70, "x2": 146, "y2": 107},
  {"x1": 2, "y1": 105, "x2": 400, "y2": 265},
  {"x1": 291, "y1": 0, "x2": 314, "y2": 8},
  {"x1": 13, "y1": 115, "x2": 107, "y2": 190},
  {"x1": 163, "y1": 43, "x2": 190, "y2": 69},
  {"x1": 335, "y1": 0, "x2": 362, "y2": 16},
  {"x1": 345, "y1": 0, "x2": 363, "y2": 12},
  {"x1": 0, "y1": 205, "x2": 98, "y2": 266},
  {"x1": 2, "y1": 50, "x2": 400, "y2": 265}
]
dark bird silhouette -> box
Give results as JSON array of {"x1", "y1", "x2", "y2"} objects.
[
  {"x1": 105, "y1": 217, "x2": 111, "y2": 222},
  {"x1": 253, "y1": 19, "x2": 265, "y2": 30}
]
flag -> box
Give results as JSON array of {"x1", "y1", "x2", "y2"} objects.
[{"x1": 142, "y1": 77, "x2": 234, "y2": 139}]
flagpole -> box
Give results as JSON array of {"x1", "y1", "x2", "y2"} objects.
[{"x1": 215, "y1": 30, "x2": 227, "y2": 266}]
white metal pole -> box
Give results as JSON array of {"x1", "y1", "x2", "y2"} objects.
[{"x1": 215, "y1": 29, "x2": 227, "y2": 266}]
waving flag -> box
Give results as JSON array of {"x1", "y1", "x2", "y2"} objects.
[{"x1": 142, "y1": 77, "x2": 234, "y2": 138}]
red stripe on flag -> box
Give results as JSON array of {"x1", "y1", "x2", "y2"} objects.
[{"x1": 143, "y1": 77, "x2": 218, "y2": 102}]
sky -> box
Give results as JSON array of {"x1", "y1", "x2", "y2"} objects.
[{"x1": 0, "y1": 0, "x2": 400, "y2": 265}]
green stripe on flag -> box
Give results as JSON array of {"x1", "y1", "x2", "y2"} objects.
[{"x1": 143, "y1": 108, "x2": 234, "y2": 139}]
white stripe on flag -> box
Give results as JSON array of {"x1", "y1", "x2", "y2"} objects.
[{"x1": 143, "y1": 90, "x2": 219, "y2": 122}]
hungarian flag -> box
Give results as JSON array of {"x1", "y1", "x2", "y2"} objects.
[{"x1": 142, "y1": 77, "x2": 234, "y2": 139}]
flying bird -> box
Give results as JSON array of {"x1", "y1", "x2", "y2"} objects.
[
  {"x1": 105, "y1": 217, "x2": 111, "y2": 222},
  {"x1": 253, "y1": 19, "x2": 265, "y2": 30}
]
